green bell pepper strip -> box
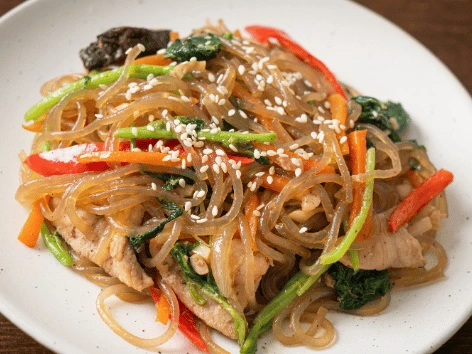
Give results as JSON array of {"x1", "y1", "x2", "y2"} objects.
[
  {"x1": 40, "y1": 223, "x2": 74, "y2": 266},
  {"x1": 115, "y1": 122, "x2": 277, "y2": 148},
  {"x1": 319, "y1": 148, "x2": 376, "y2": 265},
  {"x1": 24, "y1": 64, "x2": 174, "y2": 122},
  {"x1": 240, "y1": 264, "x2": 329, "y2": 354}
]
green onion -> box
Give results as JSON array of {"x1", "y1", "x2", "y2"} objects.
[
  {"x1": 115, "y1": 121, "x2": 277, "y2": 147},
  {"x1": 24, "y1": 64, "x2": 174, "y2": 122},
  {"x1": 240, "y1": 265, "x2": 329, "y2": 354},
  {"x1": 40, "y1": 223, "x2": 74, "y2": 266},
  {"x1": 319, "y1": 148, "x2": 376, "y2": 265}
]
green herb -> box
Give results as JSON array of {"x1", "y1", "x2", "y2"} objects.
[
  {"x1": 170, "y1": 241, "x2": 247, "y2": 344},
  {"x1": 24, "y1": 64, "x2": 174, "y2": 122},
  {"x1": 164, "y1": 34, "x2": 221, "y2": 62},
  {"x1": 176, "y1": 116, "x2": 205, "y2": 132},
  {"x1": 328, "y1": 262, "x2": 392, "y2": 310},
  {"x1": 40, "y1": 223, "x2": 74, "y2": 266},
  {"x1": 352, "y1": 96, "x2": 410, "y2": 142},
  {"x1": 182, "y1": 72, "x2": 194, "y2": 80},
  {"x1": 235, "y1": 141, "x2": 270, "y2": 165},
  {"x1": 222, "y1": 32, "x2": 233, "y2": 40},
  {"x1": 408, "y1": 157, "x2": 421, "y2": 171},
  {"x1": 128, "y1": 200, "x2": 183, "y2": 250},
  {"x1": 240, "y1": 265, "x2": 330, "y2": 354}
]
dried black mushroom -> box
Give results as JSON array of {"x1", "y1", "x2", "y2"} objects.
[{"x1": 79, "y1": 27, "x2": 171, "y2": 71}]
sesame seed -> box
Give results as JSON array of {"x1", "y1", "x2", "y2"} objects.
[
  {"x1": 131, "y1": 127, "x2": 138, "y2": 136},
  {"x1": 254, "y1": 149, "x2": 261, "y2": 159},
  {"x1": 256, "y1": 203, "x2": 266, "y2": 210},
  {"x1": 245, "y1": 47, "x2": 255, "y2": 54},
  {"x1": 255, "y1": 172, "x2": 265, "y2": 177},
  {"x1": 266, "y1": 176, "x2": 273, "y2": 184},
  {"x1": 213, "y1": 164, "x2": 220, "y2": 174},
  {"x1": 191, "y1": 214, "x2": 200, "y2": 220},
  {"x1": 274, "y1": 96, "x2": 282, "y2": 105},
  {"x1": 182, "y1": 159, "x2": 187, "y2": 169},
  {"x1": 181, "y1": 96, "x2": 191, "y2": 102},
  {"x1": 185, "y1": 201, "x2": 192, "y2": 212},
  {"x1": 218, "y1": 99, "x2": 226, "y2": 106},
  {"x1": 310, "y1": 132, "x2": 318, "y2": 139},
  {"x1": 239, "y1": 110, "x2": 248, "y2": 119},
  {"x1": 264, "y1": 99, "x2": 272, "y2": 107},
  {"x1": 269, "y1": 166, "x2": 275, "y2": 175},
  {"x1": 229, "y1": 144, "x2": 238, "y2": 152},
  {"x1": 268, "y1": 64, "x2": 277, "y2": 69},
  {"x1": 216, "y1": 149, "x2": 225, "y2": 156},
  {"x1": 187, "y1": 154, "x2": 193, "y2": 162},
  {"x1": 212, "y1": 206, "x2": 218, "y2": 217},
  {"x1": 299, "y1": 227, "x2": 308, "y2": 233},
  {"x1": 266, "y1": 75, "x2": 274, "y2": 84},
  {"x1": 125, "y1": 91, "x2": 132, "y2": 100},
  {"x1": 202, "y1": 155, "x2": 209, "y2": 163},
  {"x1": 253, "y1": 210, "x2": 261, "y2": 217},
  {"x1": 238, "y1": 65, "x2": 245, "y2": 75},
  {"x1": 196, "y1": 190, "x2": 206, "y2": 198},
  {"x1": 236, "y1": 170, "x2": 242, "y2": 179},
  {"x1": 339, "y1": 136, "x2": 348, "y2": 144},
  {"x1": 220, "y1": 162, "x2": 228, "y2": 173},
  {"x1": 151, "y1": 182, "x2": 157, "y2": 191},
  {"x1": 295, "y1": 168, "x2": 302, "y2": 177},
  {"x1": 291, "y1": 158, "x2": 301, "y2": 166},
  {"x1": 200, "y1": 165, "x2": 209, "y2": 173},
  {"x1": 228, "y1": 109, "x2": 235, "y2": 116},
  {"x1": 277, "y1": 107, "x2": 285, "y2": 115},
  {"x1": 289, "y1": 144, "x2": 299, "y2": 150},
  {"x1": 178, "y1": 179, "x2": 186, "y2": 188},
  {"x1": 163, "y1": 155, "x2": 171, "y2": 162},
  {"x1": 250, "y1": 182, "x2": 257, "y2": 191},
  {"x1": 157, "y1": 48, "x2": 166, "y2": 55},
  {"x1": 208, "y1": 73, "x2": 216, "y2": 82},
  {"x1": 277, "y1": 148, "x2": 285, "y2": 155}
]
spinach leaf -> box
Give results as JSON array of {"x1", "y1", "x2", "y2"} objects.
[
  {"x1": 329, "y1": 262, "x2": 392, "y2": 310},
  {"x1": 140, "y1": 169, "x2": 194, "y2": 191},
  {"x1": 352, "y1": 96, "x2": 410, "y2": 142},
  {"x1": 164, "y1": 34, "x2": 221, "y2": 62},
  {"x1": 128, "y1": 200, "x2": 183, "y2": 250},
  {"x1": 170, "y1": 241, "x2": 247, "y2": 344}
]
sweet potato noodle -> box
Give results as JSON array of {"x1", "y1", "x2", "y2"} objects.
[{"x1": 16, "y1": 20, "x2": 449, "y2": 352}]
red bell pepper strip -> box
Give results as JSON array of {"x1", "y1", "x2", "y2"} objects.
[
  {"x1": 389, "y1": 169, "x2": 454, "y2": 232},
  {"x1": 245, "y1": 25, "x2": 347, "y2": 100},
  {"x1": 25, "y1": 143, "x2": 109, "y2": 176},
  {"x1": 26, "y1": 140, "x2": 255, "y2": 177},
  {"x1": 149, "y1": 287, "x2": 209, "y2": 353}
]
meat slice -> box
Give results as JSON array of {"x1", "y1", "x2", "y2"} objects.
[
  {"x1": 158, "y1": 239, "x2": 270, "y2": 339},
  {"x1": 79, "y1": 27, "x2": 171, "y2": 70},
  {"x1": 340, "y1": 213, "x2": 425, "y2": 270},
  {"x1": 51, "y1": 199, "x2": 153, "y2": 291},
  {"x1": 158, "y1": 256, "x2": 238, "y2": 339}
]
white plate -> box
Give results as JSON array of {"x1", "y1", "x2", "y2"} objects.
[{"x1": 1, "y1": 0, "x2": 471, "y2": 353}]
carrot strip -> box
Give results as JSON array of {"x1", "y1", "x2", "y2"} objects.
[
  {"x1": 406, "y1": 169, "x2": 423, "y2": 188},
  {"x1": 244, "y1": 193, "x2": 260, "y2": 250},
  {"x1": 157, "y1": 292, "x2": 171, "y2": 325},
  {"x1": 389, "y1": 169, "x2": 453, "y2": 232},
  {"x1": 133, "y1": 54, "x2": 172, "y2": 66},
  {"x1": 328, "y1": 94, "x2": 349, "y2": 155},
  {"x1": 77, "y1": 150, "x2": 188, "y2": 168},
  {"x1": 259, "y1": 174, "x2": 291, "y2": 193},
  {"x1": 18, "y1": 198, "x2": 47, "y2": 248},
  {"x1": 347, "y1": 130, "x2": 372, "y2": 241},
  {"x1": 170, "y1": 31, "x2": 180, "y2": 42},
  {"x1": 22, "y1": 119, "x2": 45, "y2": 133}
]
